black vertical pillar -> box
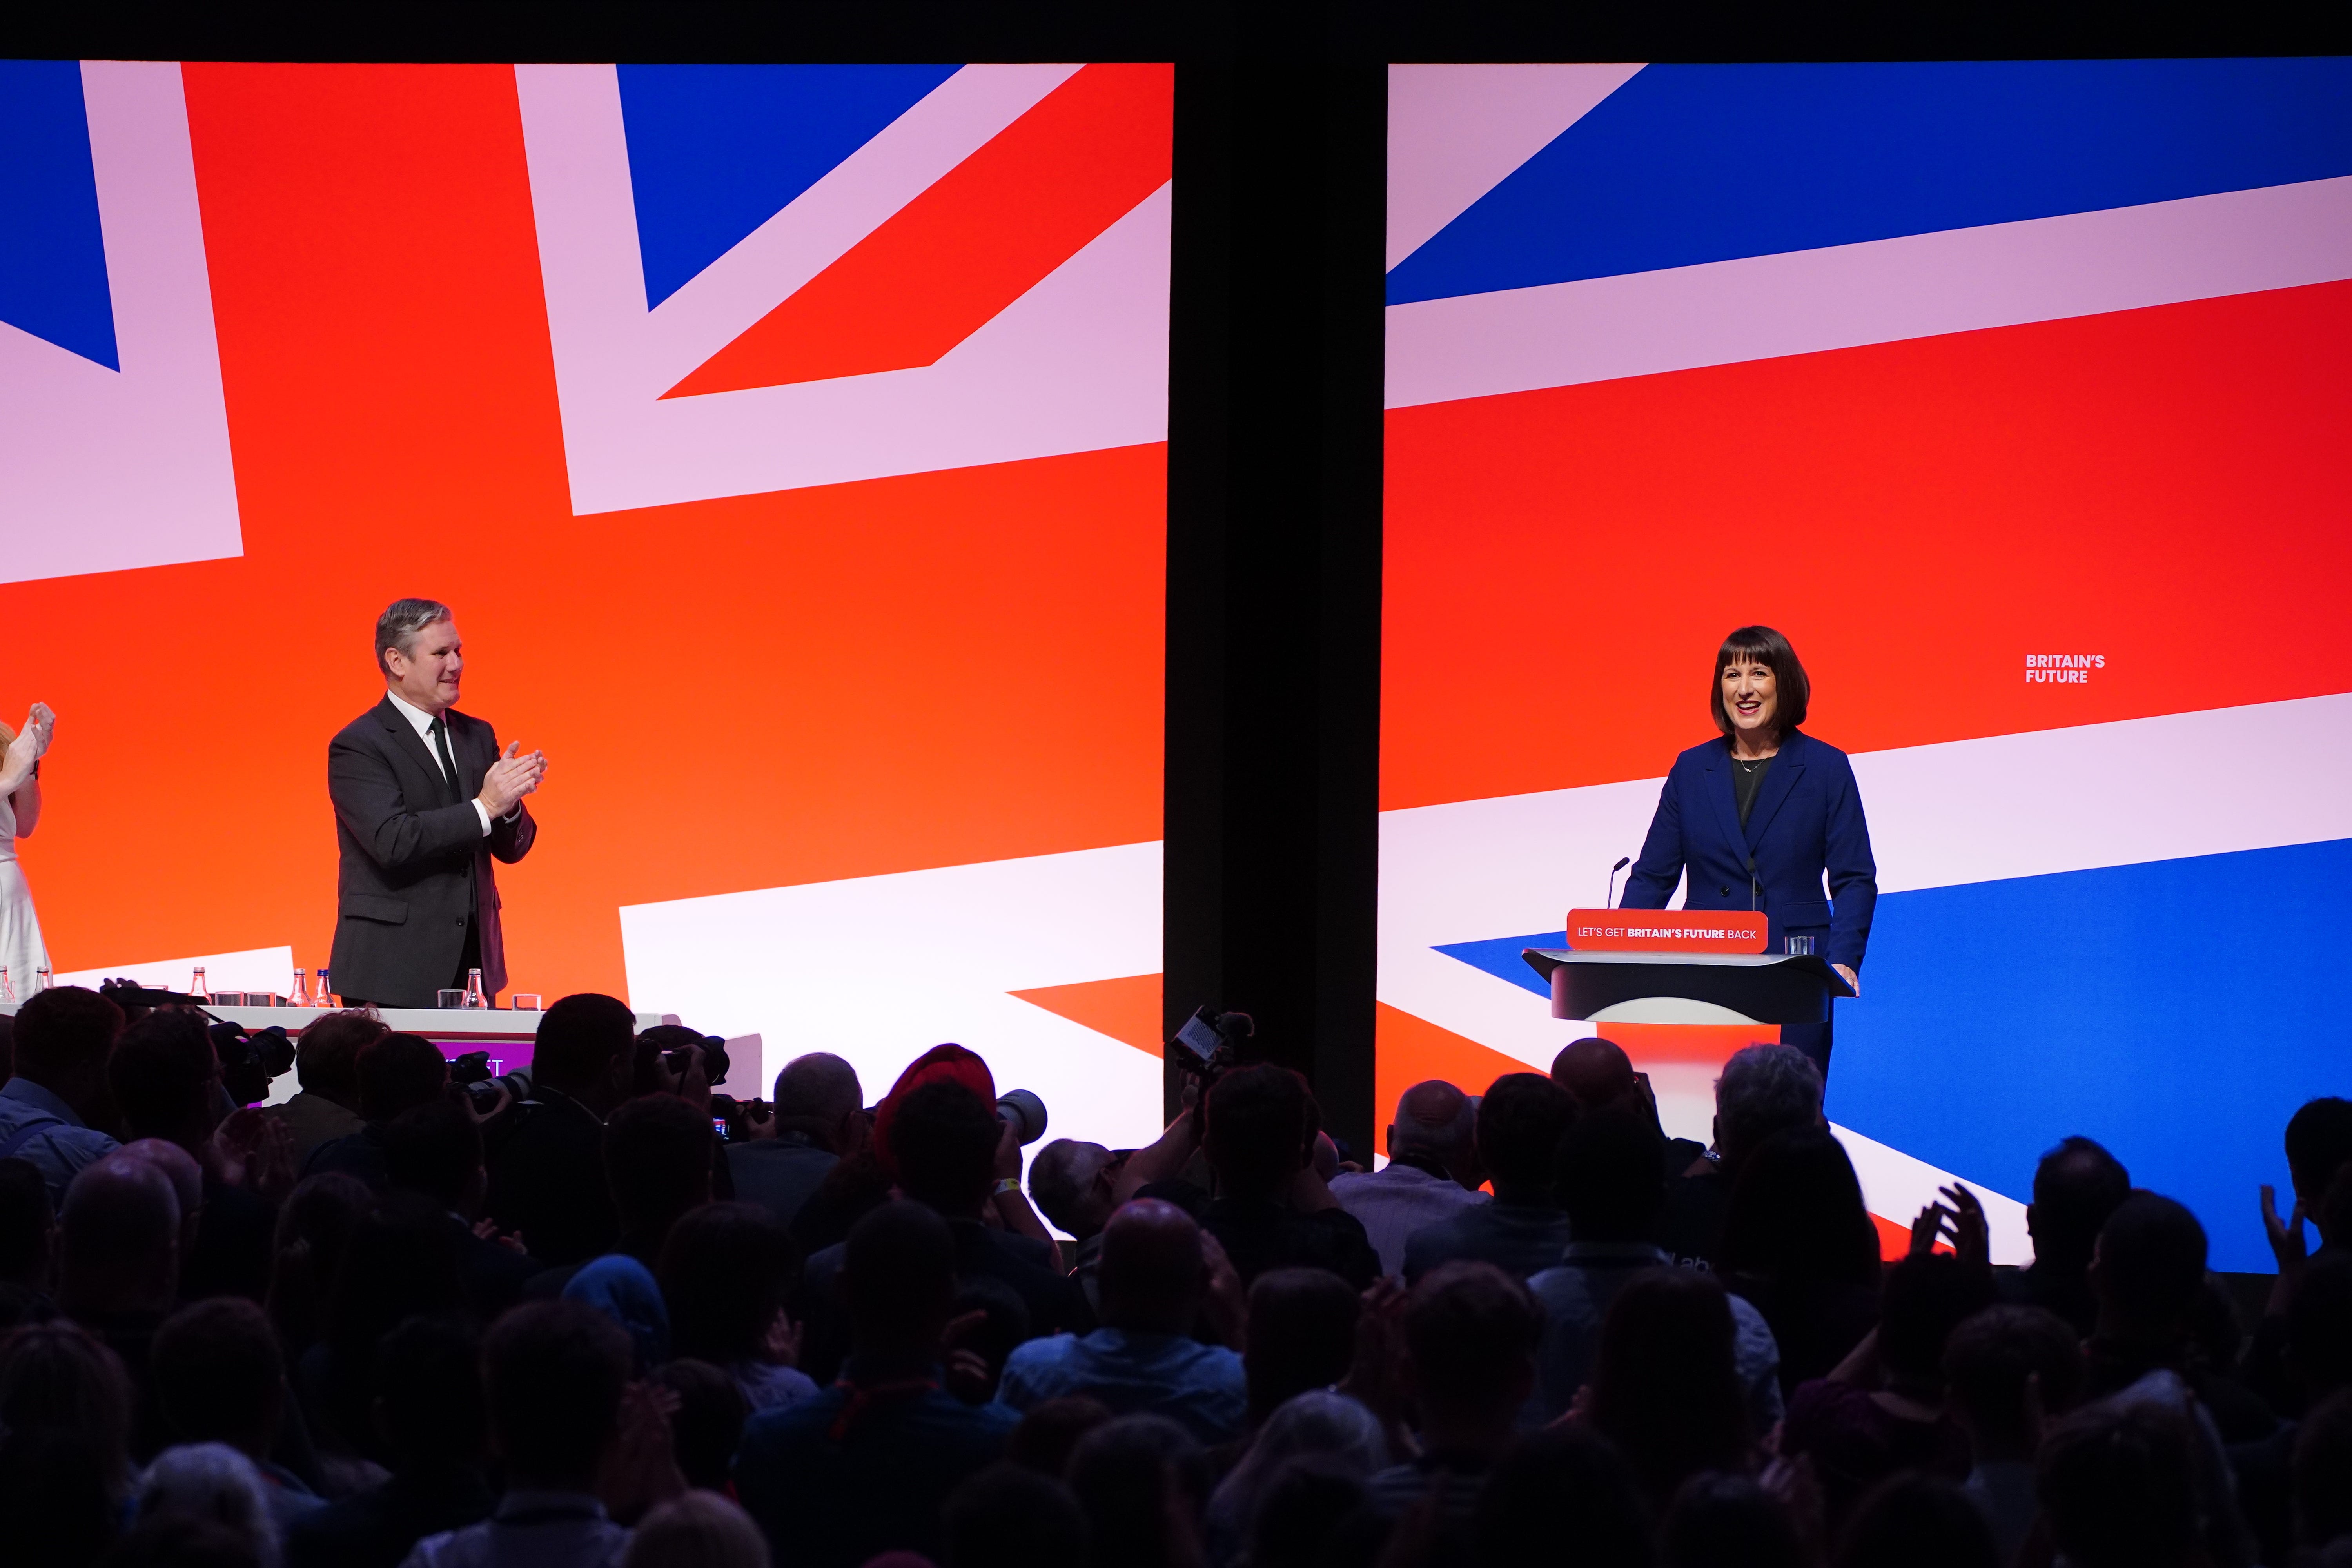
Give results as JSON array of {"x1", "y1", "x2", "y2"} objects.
[{"x1": 1166, "y1": 32, "x2": 1387, "y2": 1158}]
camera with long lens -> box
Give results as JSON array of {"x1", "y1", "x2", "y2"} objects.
[
  {"x1": 666, "y1": 1035, "x2": 730, "y2": 1087},
  {"x1": 449, "y1": 1049, "x2": 534, "y2": 1117},
  {"x1": 209, "y1": 1021, "x2": 296, "y2": 1107},
  {"x1": 637, "y1": 1025, "x2": 731, "y2": 1092},
  {"x1": 1168, "y1": 1004, "x2": 1258, "y2": 1085},
  {"x1": 995, "y1": 1088, "x2": 1049, "y2": 1145}
]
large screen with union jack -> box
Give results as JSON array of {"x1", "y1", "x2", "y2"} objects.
[
  {"x1": 1379, "y1": 59, "x2": 2352, "y2": 1270},
  {"x1": 0, "y1": 60, "x2": 1174, "y2": 1145}
]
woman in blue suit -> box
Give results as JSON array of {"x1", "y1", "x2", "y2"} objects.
[{"x1": 1621, "y1": 626, "x2": 1877, "y2": 1072}]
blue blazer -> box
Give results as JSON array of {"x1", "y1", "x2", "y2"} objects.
[{"x1": 1621, "y1": 728, "x2": 1878, "y2": 972}]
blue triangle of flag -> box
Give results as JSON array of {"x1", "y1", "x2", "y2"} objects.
[
  {"x1": 0, "y1": 58, "x2": 120, "y2": 371},
  {"x1": 1388, "y1": 57, "x2": 2352, "y2": 307},
  {"x1": 617, "y1": 63, "x2": 964, "y2": 311}
]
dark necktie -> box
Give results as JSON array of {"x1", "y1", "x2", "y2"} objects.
[{"x1": 428, "y1": 716, "x2": 461, "y2": 804}]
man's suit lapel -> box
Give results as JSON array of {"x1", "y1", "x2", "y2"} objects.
[
  {"x1": 1701, "y1": 745, "x2": 1745, "y2": 853},
  {"x1": 374, "y1": 697, "x2": 455, "y2": 805},
  {"x1": 1743, "y1": 731, "x2": 1808, "y2": 852}
]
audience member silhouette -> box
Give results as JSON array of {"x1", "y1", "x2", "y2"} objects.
[
  {"x1": 486, "y1": 993, "x2": 638, "y2": 1265},
  {"x1": 1531, "y1": 1104, "x2": 1783, "y2": 1432},
  {"x1": 727, "y1": 1052, "x2": 863, "y2": 1236},
  {"x1": 1587, "y1": 1269, "x2": 1756, "y2": 1511},
  {"x1": 1715, "y1": 1124, "x2": 1883, "y2": 1392},
  {"x1": 2001, "y1": 1135, "x2": 2131, "y2": 1336},
  {"x1": 1659, "y1": 1044, "x2": 1822, "y2": 1266},
  {"x1": 0, "y1": 985, "x2": 125, "y2": 1204},
  {"x1": 1331, "y1": 1080, "x2": 1487, "y2": 1278},
  {"x1": 1403, "y1": 1073, "x2": 1575, "y2": 1284},
  {"x1": 736, "y1": 1201, "x2": 1018, "y2": 1568},
  {"x1": 286, "y1": 1313, "x2": 492, "y2": 1568}
]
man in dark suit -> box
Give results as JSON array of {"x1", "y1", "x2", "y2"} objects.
[{"x1": 328, "y1": 599, "x2": 545, "y2": 1008}]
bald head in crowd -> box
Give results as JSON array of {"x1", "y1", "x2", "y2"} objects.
[
  {"x1": 59, "y1": 1152, "x2": 182, "y2": 1318},
  {"x1": 1030, "y1": 1139, "x2": 1120, "y2": 1243},
  {"x1": 112, "y1": 1138, "x2": 204, "y2": 1261},
  {"x1": 1552, "y1": 1038, "x2": 1637, "y2": 1111},
  {"x1": 771, "y1": 1052, "x2": 865, "y2": 1154},
  {"x1": 1098, "y1": 1198, "x2": 1205, "y2": 1335},
  {"x1": 1388, "y1": 1080, "x2": 1482, "y2": 1188}
]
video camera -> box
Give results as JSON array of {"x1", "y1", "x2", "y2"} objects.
[
  {"x1": 208, "y1": 1021, "x2": 296, "y2": 1107},
  {"x1": 449, "y1": 1050, "x2": 534, "y2": 1118},
  {"x1": 1168, "y1": 1005, "x2": 1260, "y2": 1085}
]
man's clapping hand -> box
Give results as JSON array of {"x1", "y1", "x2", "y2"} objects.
[{"x1": 477, "y1": 740, "x2": 547, "y2": 818}]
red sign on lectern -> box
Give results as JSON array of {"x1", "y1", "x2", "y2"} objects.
[{"x1": 1565, "y1": 909, "x2": 1769, "y2": 953}]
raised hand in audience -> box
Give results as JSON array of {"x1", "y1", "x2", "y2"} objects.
[
  {"x1": 208, "y1": 1105, "x2": 298, "y2": 1200},
  {"x1": 1909, "y1": 1181, "x2": 1990, "y2": 1271},
  {"x1": 2261, "y1": 1183, "x2": 2308, "y2": 1271},
  {"x1": 472, "y1": 1215, "x2": 528, "y2": 1254},
  {"x1": 761, "y1": 1304, "x2": 804, "y2": 1367},
  {"x1": 599, "y1": 1377, "x2": 688, "y2": 1525}
]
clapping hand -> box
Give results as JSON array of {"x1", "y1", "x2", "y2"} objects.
[
  {"x1": 4, "y1": 703, "x2": 54, "y2": 784},
  {"x1": 477, "y1": 740, "x2": 547, "y2": 818},
  {"x1": 598, "y1": 1379, "x2": 686, "y2": 1524},
  {"x1": 1909, "y1": 1181, "x2": 1991, "y2": 1270},
  {"x1": 2261, "y1": 1185, "x2": 2308, "y2": 1273},
  {"x1": 761, "y1": 1305, "x2": 805, "y2": 1368},
  {"x1": 208, "y1": 1107, "x2": 298, "y2": 1201}
]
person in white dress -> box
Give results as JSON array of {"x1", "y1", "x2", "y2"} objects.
[{"x1": 0, "y1": 704, "x2": 57, "y2": 1000}]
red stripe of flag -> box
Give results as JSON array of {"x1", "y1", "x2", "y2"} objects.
[{"x1": 665, "y1": 62, "x2": 1173, "y2": 397}]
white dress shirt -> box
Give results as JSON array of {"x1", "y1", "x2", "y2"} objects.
[{"x1": 384, "y1": 688, "x2": 496, "y2": 837}]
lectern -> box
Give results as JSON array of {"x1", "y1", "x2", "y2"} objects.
[{"x1": 1521, "y1": 949, "x2": 1855, "y2": 1027}]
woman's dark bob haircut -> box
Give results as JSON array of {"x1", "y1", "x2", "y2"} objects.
[{"x1": 1711, "y1": 626, "x2": 1810, "y2": 740}]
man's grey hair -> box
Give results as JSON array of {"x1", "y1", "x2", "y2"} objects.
[
  {"x1": 1714, "y1": 1044, "x2": 1824, "y2": 1161},
  {"x1": 375, "y1": 598, "x2": 452, "y2": 675},
  {"x1": 1028, "y1": 1138, "x2": 1114, "y2": 1235},
  {"x1": 138, "y1": 1443, "x2": 281, "y2": 1564},
  {"x1": 771, "y1": 1052, "x2": 863, "y2": 1125}
]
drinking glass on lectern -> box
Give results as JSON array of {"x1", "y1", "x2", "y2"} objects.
[
  {"x1": 437, "y1": 989, "x2": 467, "y2": 1010},
  {"x1": 1784, "y1": 935, "x2": 1815, "y2": 956},
  {"x1": 509, "y1": 993, "x2": 544, "y2": 1012}
]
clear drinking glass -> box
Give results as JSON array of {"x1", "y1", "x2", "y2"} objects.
[
  {"x1": 437, "y1": 989, "x2": 467, "y2": 1010},
  {"x1": 1784, "y1": 935, "x2": 1816, "y2": 956},
  {"x1": 189, "y1": 966, "x2": 209, "y2": 1001},
  {"x1": 509, "y1": 993, "x2": 543, "y2": 1012},
  {"x1": 464, "y1": 968, "x2": 487, "y2": 1010}
]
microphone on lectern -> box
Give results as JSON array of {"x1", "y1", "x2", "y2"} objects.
[{"x1": 1606, "y1": 856, "x2": 1631, "y2": 909}]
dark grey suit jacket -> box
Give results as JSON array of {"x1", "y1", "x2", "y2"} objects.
[{"x1": 327, "y1": 697, "x2": 535, "y2": 1006}]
